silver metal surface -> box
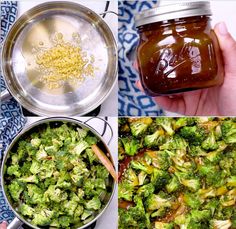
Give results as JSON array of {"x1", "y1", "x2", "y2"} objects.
[
  {"x1": 7, "y1": 217, "x2": 23, "y2": 229},
  {"x1": 0, "y1": 89, "x2": 11, "y2": 102},
  {"x1": 1, "y1": 117, "x2": 116, "y2": 229},
  {"x1": 135, "y1": 1, "x2": 212, "y2": 27},
  {"x1": 1, "y1": 1, "x2": 117, "y2": 116}
]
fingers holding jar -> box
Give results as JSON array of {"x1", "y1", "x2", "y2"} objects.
[{"x1": 214, "y1": 22, "x2": 236, "y2": 75}]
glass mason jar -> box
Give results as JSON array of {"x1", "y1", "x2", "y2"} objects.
[{"x1": 135, "y1": 2, "x2": 224, "y2": 96}]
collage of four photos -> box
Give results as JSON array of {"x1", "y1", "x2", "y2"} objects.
[{"x1": 1, "y1": 0, "x2": 236, "y2": 228}]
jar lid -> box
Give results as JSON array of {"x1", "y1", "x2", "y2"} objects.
[{"x1": 135, "y1": 1, "x2": 212, "y2": 27}]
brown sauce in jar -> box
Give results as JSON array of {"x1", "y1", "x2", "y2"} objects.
[{"x1": 136, "y1": 11, "x2": 224, "y2": 96}]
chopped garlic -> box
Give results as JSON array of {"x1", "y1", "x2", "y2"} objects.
[{"x1": 35, "y1": 32, "x2": 95, "y2": 89}]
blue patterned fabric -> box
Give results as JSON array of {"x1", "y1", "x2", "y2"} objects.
[
  {"x1": 118, "y1": 1, "x2": 164, "y2": 116},
  {"x1": 0, "y1": 1, "x2": 26, "y2": 224}
]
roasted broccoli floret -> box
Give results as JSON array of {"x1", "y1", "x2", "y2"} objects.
[
  {"x1": 137, "y1": 183, "x2": 155, "y2": 198},
  {"x1": 221, "y1": 120, "x2": 236, "y2": 143},
  {"x1": 118, "y1": 181, "x2": 134, "y2": 201},
  {"x1": 201, "y1": 131, "x2": 218, "y2": 151},
  {"x1": 173, "y1": 117, "x2": 195, "y2": 130},
  {"x1": 166, "y1": 175, "x2": 181, "y2": 193},
  {"x1": 145, "y1": 150, "x2": 171, "y2": 170},
  {"x1": 146, "y1": 194, "x2": 172, "y2": 211},
  {"x1": 144, "y1": 129, "x2": 165, "y2": 147},
  {"x1": 183, "y1": 192, "x2": 202, "y2": 209},
  {"x1": 180, "y1": 125, "x2": 207, "y2": 145},
  {"x1": 129, "y1": 117, "x2": 153, "y2": 137},
  {"x1": 156, "y1": 118, "x2": 174, "y2": 136},
  {"x1": 121, "y1": 137, "x2": 141, "y2": 156},
  {"x1": 130, "y1": 160, "x2": 154, "y2": 174},
  {"x1": 210, "y1": 219, "x2": 232, "y2": 229},
  {"x1": 154, "y1": 222, "x2": 174, "y2": 229},
  {"x1": 159, "y1": 135, "x2": 187, "y2": 150}
]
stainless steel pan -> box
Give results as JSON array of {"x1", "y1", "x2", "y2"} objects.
[
  {"x1": 1, "y1": 2, "x2": 117, "y2": 116},
  {"x1": 1, "y1": 117, "x2": 116, "y2": 229}
]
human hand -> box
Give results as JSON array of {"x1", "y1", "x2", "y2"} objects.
[
  {"x1": 0, "y1": 221, "x2": 7, "y2": 229},
  {"x1": 137, "y1": 22, "x2": 236, "y2": 116}
]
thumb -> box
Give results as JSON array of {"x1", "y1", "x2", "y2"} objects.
[
  {"x1": 214, "y1": 22, "x2": 236, "y2": 75},
  {"x1": 0, "y1": 221, "x2": 7, "y2": 229}
]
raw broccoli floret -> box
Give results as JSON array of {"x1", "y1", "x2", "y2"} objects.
[
  {"x1": 63, "y1": 200, "x2": 78, "y2": 216},
  {"x1": 31, "y1": 209, "x2": 54, "y2": 226},
  {"x1": 7, "y1": 165, "x2": 21, "y2": 177},
  {"x1": 85, "y1": 196, "x2": 101, "y2": 210},
  {"x1": 19, "y1": 203, "x2": 35, "y2": 217},
  {"x1": 96, "y1": 164, "x2": 109, "y2": 179},
  {"x1": 86, "y1": 148, "x2": 98, "y2": 164},
  {"x1": 44, "y1": 185, "x2": 67, "y2": 203},
  {"x1": 58, "y1": 215, "x2": 71, "y2": 228},
  {"x1": 30, "y1": 138, "x2": 41, "y2": 148},
  {"x1": 8, "y1": 180, "x2": 24, "y2": 201},
  {"x1": 18, "y1": 175, "x2": 39, "y2": 184},
  {"x1": 70, "y1": 140, "x2": 89, "y2": 156},
  {"x1": 35, "y1": 145, "x2": 48, "y2": 160},
  {"x1": 81, "y1": 209, "x2": 93, "y2": 221},
  {"x1": 29, "y1": 161, "x2": 41, "y2": 174}
]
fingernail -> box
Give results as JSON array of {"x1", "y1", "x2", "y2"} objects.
[
  {"x1": 218, "y1": 22, "x2": 228, "y2": 35},
  {"x1": 2, "y1": 221, "x2": 7, "y2": 224}
]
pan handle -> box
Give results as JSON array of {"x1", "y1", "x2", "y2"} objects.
[
  {"x1": 1, "y1": 89, "x2": 12, "y2": 102},
  {"x1": 84, "y1": 117, "x2": 113, "y2": 145},
  {"x1": 7, "y1": 217, "x2": 23, "y2": 229},
  {"x1": 100, "y1": 11, "x2": 118, "y2": 17}
]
